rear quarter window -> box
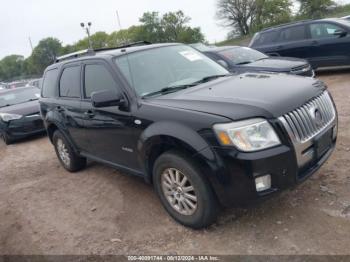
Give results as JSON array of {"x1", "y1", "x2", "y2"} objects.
[{"x1": 42, "y1": 69, "x2": 58, "y2": 98}]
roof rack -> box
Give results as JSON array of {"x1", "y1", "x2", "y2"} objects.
[
  {"x1": 55, "y1": 49, "x2": 94, "y2": 63},
  {"x1": 55, "y1": 41, "x2": 152, "y2": 63},
  {"x1": 261, "y1": 19, "x2": 313, "y2": 31},
  {"x1": 94, "y1": 41, "x2": 152, "y2": 52}
]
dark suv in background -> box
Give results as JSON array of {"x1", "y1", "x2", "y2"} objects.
[
  {"x1": 197, "y1": 45, "x2": 314, "y2": 77},
  {"x1": 40, "y1": 43, "x2": 337, "y2": 228},
  {"x1": 250, "y1": 18, "x2": 350, "y2": 69}
]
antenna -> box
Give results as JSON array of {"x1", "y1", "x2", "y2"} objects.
[
  {"x1": 116, "y1": 10, "x2": 123, "y2": 30},
  {"x1": 28, "y1": 37, "x2": 34, "y2": 52}
]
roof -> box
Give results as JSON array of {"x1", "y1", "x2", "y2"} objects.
[
  {"x1": 47, "y1": 42, "x2": 180, "y2": 70},
  {"x1": 260, "y1": 18, "x2": 346, "y2": 32}
]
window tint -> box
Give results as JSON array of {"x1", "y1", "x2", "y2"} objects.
[
  {"x1": 42, "y1": 69, "x2": 58, "y2": 98},
  {"x1": 278, "y1": 25, "x2": 307, "y2": 42},
  {"x1": 310, "y1": 23, "x2": 343, "y2": 39},
  {"x1": 59, "y1": 66, "x2": 81, "y2": 98},
  {"x1": 251, "y1": 31, "x2": 278, "y2": 46},
  {"x1": 84, "y1": 64, "x2": 117, "y2": 98}
]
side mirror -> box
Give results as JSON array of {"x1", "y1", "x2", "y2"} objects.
[
  {"x1": 333, "y1": 30, "x2": 347, "y2": 37},
  {"x1": 217, "y1": 59, "x2": 229, "y2": 68},
  {"x1": 91, "y1": 90, "x2": 126, "y2": 108}
]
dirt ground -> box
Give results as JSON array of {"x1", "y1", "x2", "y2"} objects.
[{"x1": 1, "y1": 69, "x2": 350, "y2": 255}]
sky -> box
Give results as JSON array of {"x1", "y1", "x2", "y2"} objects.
[
  {"x1": 0, "y1": 0, "x2": 230, "y2": 59},
  {"x1": 1, "y1": 0, "x2": 349, "y2": 60}
]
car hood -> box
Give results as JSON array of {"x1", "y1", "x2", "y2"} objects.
[
  {"x1": 0, "y1": 100, "x2": 40, "y2": 116},
  {"x1": 147, "y1": 73, "x2": 325, "y2": 120},
  {"x1": 240, "y1": 57, "x2": 308, "y2": 72}
]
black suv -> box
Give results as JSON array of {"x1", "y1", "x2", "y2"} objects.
[
  {"x1": 40, "y1": 43, "x2": 338, "y2": 228},
  {"x1": 250, "y1": 18, "x2": 350, "y2": 69}
]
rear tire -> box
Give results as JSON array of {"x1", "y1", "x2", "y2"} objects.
[
  {"x1": 1, "y1": 132, "x2": 12, "y2": 145},
  {"x1": 53, "y1": 130, "x2": 86, "y2": 172},
  {"x1": 153, "y1": 151, "x2": 219, "y2": 229}
]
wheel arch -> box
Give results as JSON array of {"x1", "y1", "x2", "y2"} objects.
[{"x1": 137, "y1": 121, "x2": 218, "y2": 184}]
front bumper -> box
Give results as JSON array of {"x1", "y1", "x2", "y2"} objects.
[
  {"x1": 0, "y1": 114, "x2": 45, "y2": 141},
  {"x1": 201, "y1": 123, "x2": 337, "y2": 207}
]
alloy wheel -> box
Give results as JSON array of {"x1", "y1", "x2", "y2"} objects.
[
  {"x1": 56, "y1": 138, "x2": 70, "y2": 167},
  {"x1": 161, "y1": 168, "x2": 198, "y2": 216}
]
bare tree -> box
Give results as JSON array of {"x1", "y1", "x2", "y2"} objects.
[{"x1": 216, "y1": 0, "x2": 258, "y2": 36}]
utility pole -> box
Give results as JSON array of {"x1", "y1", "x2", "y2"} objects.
[
  {"x1": 28, "y1": 37, "x2": 34, "y2": 52},
  {"x1": 80, "y1": 22, "x2": 93, "y2": 50}
]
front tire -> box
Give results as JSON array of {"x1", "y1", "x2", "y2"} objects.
[
  {"x1": 53, "y1": 130, "x2": 86, "y2": 172},
  {"x1": 153, "y1": 151, "x2": 219, "y2": 229}
]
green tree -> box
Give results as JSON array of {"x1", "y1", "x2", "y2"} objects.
[
  {"x1": 139, "y1": 12, "x2": 164, "y2": 42},
  {"x1": 107, "y1": 26, "x2": 145, "y2": 46},
  {"x1": 253, "y1": 0, "x2": 292, "y2": 31},
  {"x1": 137, "y1": 10, "x2": 205, "y2": 43},
  {"x1": 161, "y1": 11, "x2": 191, "y2": 41},
  {"x1": 298, "y1": 0, "x2": 336, "y2": 19},
  {"x1": 30, "y1": 37, "x2": 63, "y2": 74},
  {"x1": 0, "y1": 55, "x2": 24, "y2": 81}
]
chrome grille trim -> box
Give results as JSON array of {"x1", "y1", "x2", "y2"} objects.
[
  {"x1": 279, "y1": 91, "x2": 337, "y2": 168},
  {"x1": 291, "y1": 64, "x2": 310, "y2": 72},
  {"x1": 279, "y1": 91, "x2": 335, "y2": 143}
]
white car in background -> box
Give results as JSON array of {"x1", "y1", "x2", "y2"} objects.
[{"x1": 342, "y1": 15, "x2": 350, "y2": 20}]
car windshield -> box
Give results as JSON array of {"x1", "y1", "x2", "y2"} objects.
[
  {"x1": 114, "y1": 45, "x2": 229, "y2": 97},
  {"x1": 0, "y1": 88, "x2": 40, "y2": 108},
  {"x1": 218, "y1": 47, "x2": 268, "y2": 65}
]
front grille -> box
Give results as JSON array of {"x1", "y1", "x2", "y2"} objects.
[{"x1": 279, "y1": 91, "x2": 336, "y2": 143}]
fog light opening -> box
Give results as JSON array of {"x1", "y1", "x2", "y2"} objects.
[{"x1": 255, "y1": 175, "x2": 271, "y2": 192}]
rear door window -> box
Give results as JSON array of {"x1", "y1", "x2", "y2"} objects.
[
  {"x1": 251, "y1": 31, "x2": 278, "y2": 46},
  {"x1": 42, "y1": 69, "x2": 58, "y2": 98},
  {"x1": 84, "y1": 64, "x2": 118, "y2": 98},
  {"x1": 310, "y1": 23, "x2": 344, "y2": 39},
  {"x1": 59, "y1": 66, "x2": 81, "y2": 98},
  {"x1": 278, "y1": 25, "x2": 308, "y2": 42}
]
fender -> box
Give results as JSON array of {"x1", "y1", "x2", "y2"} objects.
[
  {"x1": 137, "y1": 121, "x2": 219, "y2": 176},
  {"x1": 44, "y1": 110, "x2": 80, "y2": 154}
]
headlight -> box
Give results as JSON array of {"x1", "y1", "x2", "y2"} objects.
[
  {"x1": 213, "y1": 118, "x2": 281, "y2": 152},
  {"x1": 0, "y1": 113, "x2": 23, "y2": 122}
]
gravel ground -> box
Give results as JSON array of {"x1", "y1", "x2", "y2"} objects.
[{"x1": 0, "y1": 69, "x2": 350, "y2": 255}]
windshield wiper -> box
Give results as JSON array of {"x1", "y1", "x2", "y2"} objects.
[
  {"x1": 142, "y1": 84, "x2": 197, "y2": 98},
  {"x1": 236, "y1": 61, "x2": 252, "y2": 65},
  {"x1": 192, "y1": 74, "x2": 231, "y2": 84},
  {"x1": 142, "y1": 74, "x2": 231, "y2": 98},
  {"x1": 0, "y1": 104, "x2": 12, "y2": 108},
  {"x1": 26, "y1": 98, "x2": 39, "y2": 102}
]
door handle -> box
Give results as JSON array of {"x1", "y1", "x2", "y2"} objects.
[
  {"x1": 84, "y1": 110, "x2": 95, "y2": 118},
  {"x1": 311, "y1": 40, "x2": 319, "y2": 45},
  {"x1": 56, "y1": 106, "x2": 64, "y2": 112}
]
